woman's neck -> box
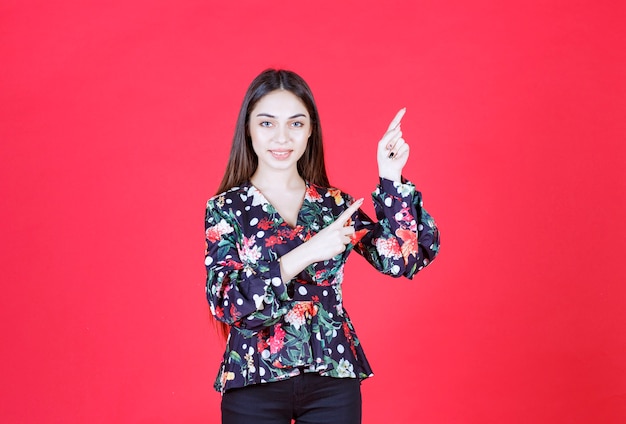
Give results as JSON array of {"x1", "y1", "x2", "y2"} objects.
[{"x1": 250, "y1": 169, "x2": 304, "y2": 191}]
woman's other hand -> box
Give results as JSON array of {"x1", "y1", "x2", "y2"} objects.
[
  {"x1": 278, "y1": 198, "x2": 364, "y2": 281},
  {"x1": 305, "y1": 198, "x2": 364, "y2": 262},
  {"x1": 377, "y1": 108, "x2": 409, "y2": 183}
]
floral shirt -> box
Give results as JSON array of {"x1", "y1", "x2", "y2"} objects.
[{"x1": 204, "y1": 177, "x2": 440, "y2": 393}]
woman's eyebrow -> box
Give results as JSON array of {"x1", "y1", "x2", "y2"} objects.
[{"x1": 255, "y1": 113, "x2": 308, "y2": 119}]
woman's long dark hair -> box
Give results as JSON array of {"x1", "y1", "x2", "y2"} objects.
[
  {"x1": 213, "y1": 69, "x2": 330, "y2": 339},
  {"x1": 216, "y1": 69, "x2": 330, "y2": 194}
]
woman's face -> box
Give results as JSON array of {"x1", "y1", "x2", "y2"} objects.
[{"x1": 248, "y1": 89, "x2": 312, "y2": 175}]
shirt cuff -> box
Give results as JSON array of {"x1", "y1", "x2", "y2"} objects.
[
  {"x1": 267, "y1": 259, "x2": 291, "y2": 302},
  {"x1": 378, "y1": 177, "x2": 416, "y2": 199}
]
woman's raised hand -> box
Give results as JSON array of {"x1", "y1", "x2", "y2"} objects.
[{"x1": 377, "y1": 108, "x2": 409, "y2": 183}]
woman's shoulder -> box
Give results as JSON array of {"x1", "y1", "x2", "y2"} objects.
[{"x1": 206, "y1": 183, "x2": 253, "y2": 210}]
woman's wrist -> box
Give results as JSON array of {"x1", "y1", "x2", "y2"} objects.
[
  {"x1": 378, "y1": 170, "x2": 402, "y2": 183},
  {"x1": 279, "y1": 245, "x2": 316, "y2": 282}
]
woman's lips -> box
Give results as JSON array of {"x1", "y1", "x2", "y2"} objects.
[{"x1": 270, "y1": 150, "x2": 292, "y2": 160}]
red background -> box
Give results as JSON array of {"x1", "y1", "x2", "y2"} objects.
[{"x1": 1, "y1": 1, "x2": 625, "y2": 422}]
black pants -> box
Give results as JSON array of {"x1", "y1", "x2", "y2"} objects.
[{"x1": 221, "y1": 373, "x2": 362, "y2": 424}]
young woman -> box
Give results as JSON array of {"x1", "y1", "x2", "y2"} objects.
[{"x1": 204, "y1": 69, "x2": 440, "y2": 424}]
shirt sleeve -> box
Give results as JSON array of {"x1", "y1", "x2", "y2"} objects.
[
  {"x1": 350, "y1": 177, "x2": 440, "y2": 278},
  {"x1": 204, "y1": 198, "x2": 292, "y2": 336}
]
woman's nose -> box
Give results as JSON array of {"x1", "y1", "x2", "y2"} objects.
[{"x1": 276, "y1": 124, "x2": 289, "y2": 142}]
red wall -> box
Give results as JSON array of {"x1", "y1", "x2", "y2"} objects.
[{"x1": 1, "y1": 1, "x2": 625, "y2": 422}]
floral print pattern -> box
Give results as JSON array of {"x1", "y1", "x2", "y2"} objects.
[{"x1": 205, "y1": 178, "x2": 440, "y2": 393}]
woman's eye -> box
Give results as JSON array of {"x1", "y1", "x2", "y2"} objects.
[
  {"x1": 291, "y1": 121, "x2": 304, "y2": 128},
  {"x1": 260, "y1": 121, "x2": 272, "y2": 127}
]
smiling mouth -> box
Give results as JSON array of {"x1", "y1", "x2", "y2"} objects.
[{"x1": 270, "y1": 150, "x2": 292, "y2": 159}]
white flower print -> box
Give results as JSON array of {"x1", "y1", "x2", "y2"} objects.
[
  {"x1": 205, "y1": 218, "x2": 234, "y2": 243},
  {"x1": 237, "y1": 235, "x2": 262, "y2": 264},
  {"x1": 375, "y1": 237, "x2": 402, "y2": 259},
  {"x1": 394, "y1": 181, "x2": 414, "y2": 197},
  {"x1": 244, "y1": 346, "x2": 256, "y2": 375},
  {"x1": 248, "y1": 186, "x2": 265, "y2": 207},
  {"x1": 336, "y1": 358, "x2": 356, "y2": 378},
  {"x1": 284, "y1": 307, "x2": 306, "y2": 330}
]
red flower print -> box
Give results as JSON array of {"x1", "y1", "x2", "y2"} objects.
[
  {"x1": 285, "y1": 302, "x2": 318, "y2": 329},
  {"x1": 342, "y1": 322, "x2": 358, "y2": 357},
  {"x1": 396, "y1": 228, "x2": 418, "y2": 263},
  {"x1": 214, "y1": 306, "x2": 224, "y2": 318},
  {"x1": 375, "y1": 237, "x2": 402, "y2": 259},
  {"x1": 306, "y1": 185, "x2": 323, "y2": 201},
  {"x1": 265, "y1": 235, "x2": 286, "y2": 247},
  {"x1": 205, "y1": 219, "x2": 234, "y2": 243},
  {"x1": 278, "y1": 226, "x2": 303, "y2": 240},
  {"x1": 342, "y1": 322, "x2": 351, "y2": 340},
  {"x1": 257, "y1": 218, "x2": 274, "y2": 230},
  {"x1": 350, "y1": 229, "x2": 368, "y2": 245},
  {"x1": 257, "y1": 330, "x2": 269, "y2": 352},
  {"x1": 229, "y1": 303, "x2": 242, "y2": 321},
  {"x1": 314, "y1": 269, "x2": 332, "y2": 285},
  {"x1": 218, "y1": 259, "x2": 243, "y2": 270},
  {"x1": 307, "y1": 301, "x2": 318, "y2": 317},
  {"x1": 205, "y1": 227, "x2": 221, "y2": 243},
  {"x1": 268, "y1": 324, "x2": 285, "y2": 354}
]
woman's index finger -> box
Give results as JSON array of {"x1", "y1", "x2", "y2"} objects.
[
  {"x1": 387, "y1": 108, "x2": 407, "y2": 131},
  {"x1": 334, "y1": 198, "x2": 364, "y2": 226}
]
